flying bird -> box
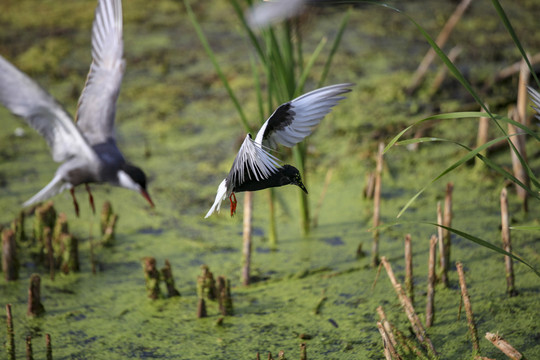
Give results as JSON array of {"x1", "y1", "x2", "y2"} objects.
[
  {"x1": 0, "y1": 0, "x2": 153, "y2": 216},
  {"x1": 205, "y1": 83, "x2": 353, "y2": 218}
]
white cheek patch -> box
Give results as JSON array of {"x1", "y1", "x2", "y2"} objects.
[{"x1": 118, "y1": 170, "x2": 141, "y2": 192}]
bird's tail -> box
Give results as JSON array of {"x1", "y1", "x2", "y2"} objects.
[
  {"x1": 205, "y1": 179, "x2": 228, "y2": 218},
  {"x1": 23, "y1": 174, "x2": 70, "y2": 207}
]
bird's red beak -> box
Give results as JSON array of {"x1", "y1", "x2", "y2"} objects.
[{"x1": 141, "y1": 189, "x2": 155, "y2": 208}]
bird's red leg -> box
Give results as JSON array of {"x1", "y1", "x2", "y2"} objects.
[
  {"x1": 70, "y1": 188, "x2": 80, "y2": 217},
  {"x1": 85, "y1": 183, "x2": 95, "y2": 214},
  {"x1": 229, "y1": 192, "x2": 237, "y2": 217}
]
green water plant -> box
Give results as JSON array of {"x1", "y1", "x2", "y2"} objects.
[{"x1": 185, "y1": 0, "x2": 350, "y2": 240}]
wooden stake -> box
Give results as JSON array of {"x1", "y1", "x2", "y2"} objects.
[
  {"x1": 6, "y1": 304, "x2": 15, "y2": 360},
  {"x1": 377, "y1": 321, "x2": 401, "y2": 360},
  {"x1": 500, "y1": 188, "x2": 517, "y2": 296},
  {"x1": 242, "y1": 191, "x2": 253, "y2": 285},
  {"x1": 2, "y1": 228, "x2": 19, "y2": 281},
  {"x1": 456, "y1": 262, "x2": 479, "y2": 353},
  {"x1": 407, "y1": 0, "x2": 472, "y2": 94},
  {"x1": 426, "y1": 235, "x2": 437, "y2": 328},
  {"x1": 485, "y1": 332, "x2": 524, "y2": 360},
  {"x1": 404, "y1": 234, "x2": 414, "y2": 303},
  {"x1": 437, "y1": 202, "x2": 448, "y2": 287},
  {"x1": 380, "y1": 257, "x2": 437, "y2": 356},
  {"x1": 372, "y1": 142, "x2": 384, "y2": 267},
  {"x1": 27, "y1": 274, "x2": 46, "y2": 317}
]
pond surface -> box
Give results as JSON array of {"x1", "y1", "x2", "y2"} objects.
[{"x1": 0, "y1": 0, "x2": 539, "y2": 359}]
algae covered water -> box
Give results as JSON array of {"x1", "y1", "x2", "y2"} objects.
[{"x1": 1, "y1": 0, "x2": 539, "y2": 358}]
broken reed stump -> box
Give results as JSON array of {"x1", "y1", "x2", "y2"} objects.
[
  {"x1": 198, "y1": 265, "x2": 217, "y2": 301},
  {"x1": 517, "y1": 56, "x2": 530, "y2": 127},
  {"x1": 456, "y1": 262, "x2": 479, "y2": 354},
  {"x1": 44, "y1": 227, "x2": 55, "y2": 280},
  {"x1": 60, "y1": 233, "x2": 80, "y2": 274},
  {"x1": 142, "y1": 257, "x2": 161, "y2": 299},
  {"x1": 508, "y1": 108, "x2": 529, "y2": 212},
  {"x1": 197, "y1": 298, "x2": 207, "y2": 318},
  {"x1": 161, "y1": 259, "x2": 181, "y2": 297},
  {"x1": 442, "y1": 182, "x2": 453, "y2": 274},
  {"x1": 46, "y1": 334, "x2": 52, "y2": 360},
  {"x1": 377, "y1": 306, "x2": 426, "y2": 359},
  {"x1": 426, "y1": 235, "x2": 437, "y2": 328},
  {"x1": 404, "y1": 234, "x2": 414, "y2": 303},
  {"x1": 242, "y1": 191, "x2": 253, "y2": 285},
  {"x1": 28, "y1": 274, "x2": 46, "y2": 317},
  {"x1": 500, "y1": 187, "x2": 517, "y2": 296},
  {"x1": 437, "y1": 202, "x2": 449, "y2": 287},
  {"x1": 26, "y1": 335, "x2": 33, "y2": 360},
  {"x1": 33, "y1": 201, "x2": 57, "y2": 244},
  {"x1": 300, "y1": 343, "x2": 307, "y2": 360},
  {"x1": 12, "y1": 210, "x2": 26, "y2": 244},
  {"x1": 485, "y1": 332, "x2": 525, "y2": 360},
  {"x1": 101, "y1": 214, "x2": 118, "y2": 246},
  {"x1": 2, "y1": 228, "x2": 19, "y2": 281},
  {"x1": 217, "y1": 275, "x2": 234, "y2": 316},
  {"x1": 6, "y1": 304, "x2": 15, "y2": 360},
  {"x1": 53, "y1": 212, "x2": 69, "y2": 244},
  {"x1": 372, "y1": 142, "x2": 384, "y2": 267},
  {"x1": 380, "y1": 256, "x2": 437, "y2": 357},
  {"x1": 377, "y1": 321, "x2": 401, "y2": 360}
]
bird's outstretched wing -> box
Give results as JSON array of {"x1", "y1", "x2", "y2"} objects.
[
  {"x1": 76, "y1": 0, "x2": 124, "y2": 145},
  {"x1": 0, "y1": 56, "x2": 97, "y2": 164},
  {"x1": 528, "y1": 86, "x2": 540, "y2": 120},
  {"x1": 254, "y1": 83, "x2": 353, "y2": 148},
  {"x1": 226, "y1": 134, "x2": 281, "y2": 188}
]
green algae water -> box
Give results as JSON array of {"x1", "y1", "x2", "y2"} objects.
[{"x1": 1, "y1": 0, "x2": 539, "y2": 359}]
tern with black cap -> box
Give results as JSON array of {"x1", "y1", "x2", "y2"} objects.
[
  {"x1": 0, "y1": 0, "x2": 153, "y2": 216},
  {"x1": 205, "y1": 83, "x2": 353, "y2": 218}
]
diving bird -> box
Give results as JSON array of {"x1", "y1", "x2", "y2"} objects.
[
  {"x1": 205, "y1": 83, "x2": 353, "y2": 218},
  {"x1": 0, "y1": 0, "x2": 153, "y2": 216}
]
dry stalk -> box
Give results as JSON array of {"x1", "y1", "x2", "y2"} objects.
[
  {"x1": 493, "y1": 52, "x2": 540, "y2": 83},
  {"x1": 437, "y1": 202, "x2": 448, "y2": 287},
  {"x1": 475, "y1": 105, "x2": 490, "y2": 169},
  {"x1": 426, "y1": 235, "x2": 437, "y2": 328},
  {"x1": 443, "y1": 182, "x2": 453, "y2": 271},
  {"x1": 26, "y1": 335, "x2": 33, "y2": 360},
  {"x1": 404, "y1": 234, "x2": 414, "y2": 302},
  {"x1": 485, "y1": 332, "x2": 525, "y2": 360},
  {"x1": 372, "y1": 142, "x2": 384, "y2": 267},
  {"x1": 376, "y1": 307, "x2": 398, "y2": 351},
  {"x1": 517, "y1": 56, "x2": 530, "y2": 126},
  {"x1": 242, "y1": 191, "x2": 253, "y2": 285},
  {"x1": 46, "y1": 334, "x2": 53, "y2": 360},
  {"x1": 380, "y1": 257, "x2": 437, "y2": 356},
  {"x1": 2, "y1": 228, "x2": 19, "y2": 281},
  {"x1": 500, "y1": 188, "x2": 517, "y2": 296},
  {"x1": 456, "y1": 262, "x2": 479, "y2": 353},
  {"x1": 378, "y1": 322, "x2": 402, "y2": 360},
  {"x1": 507, "y1": 108, "x2": 529, "y2": 212},
  {"x1": 429, "y1": 45, "x2": 462, "y2": 95},
  {"x1": 27, "y1": 274, "x2": 46, "y2": 317},
  {"x1": 407, "y1": 0, "x2": 472, "y2": 94},
  {"x1": 6, "y1": 304, "x2": 15, "y2": 360}
]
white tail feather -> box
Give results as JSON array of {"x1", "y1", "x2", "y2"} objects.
[{"x1": 205, "y1": 179, "x2": 228, "y2": 218}]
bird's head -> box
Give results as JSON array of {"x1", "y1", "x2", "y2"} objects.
[
  {"x1": 117, "y1": 164, "x2": 154, "y2": 207},
  {"x1": 282, "y1": 165, "x2": 308, "y2": 194}
]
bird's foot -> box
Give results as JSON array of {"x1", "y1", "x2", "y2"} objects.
[
  {"x1": 85, "y1": 184, "x2": 95, "y2": 214},
  {"x1": 70, "y1": 188, "x2": 80, "y2": 217},
  {"x1": 229, "y1": 193, "x2": 237, "y2": 217}
]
